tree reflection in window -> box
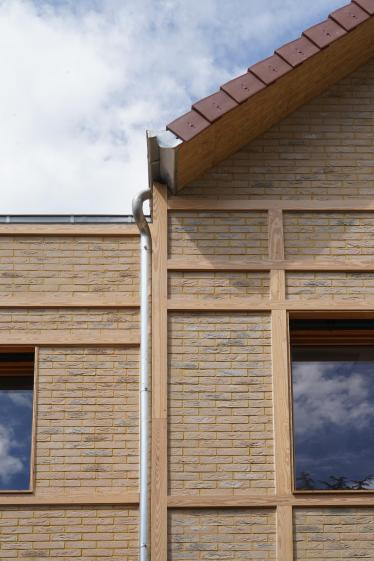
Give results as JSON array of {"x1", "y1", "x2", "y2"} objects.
[{"x1": 292, "y1": 344, "x2": 374, "y2": 491}]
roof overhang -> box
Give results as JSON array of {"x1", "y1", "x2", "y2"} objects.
[{"x1": 147, "y1": 2, "x2": 374, "y2": 193}]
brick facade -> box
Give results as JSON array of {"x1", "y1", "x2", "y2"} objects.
[
  {"x1": 168, "y1": 508, "x2": 276, "y2": 560},
  {"x1": 36, "y1": 347, "x2": 138, "y2": 491},
  {"x1": 0, "y1": 235, "x2": 138, "y2": 296},
  {"x1": 168, "y1": 313, "x2": 273, "y2": 495}
]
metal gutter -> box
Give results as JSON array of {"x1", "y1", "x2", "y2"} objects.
[
  {"x1": 147, "y1": 130, "x2": 181, "y2": 193},
  {"x1": 132, "y1": 189, "x2": 152, "y2": 561}
]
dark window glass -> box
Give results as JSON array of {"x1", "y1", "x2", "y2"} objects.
[
  {"x1": 0, "y1": 351, "x2": 34, "y2": 491},
  {"x1": 292, "y1": 344, "x2": 374, "y2": 491}
]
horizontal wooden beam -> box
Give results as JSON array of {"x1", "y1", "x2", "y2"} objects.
[
  {"x1": 0, "y1": 224, "x2": 139, "y2": 236},
  {"x1": 0, "y1": 491, "x2": 139, "y2": 506},
  {"x1": 167, "y1": 493, "x2": 374, "y2": 508},
  {"x1": 168, "y1": 257, "x2": 374, "y2": 272},
  {"x1": 168, "y1": 297, "x2": 374, "y2": 313},
  {"x1": 167, "y1": 297, "x2": 271, "y2": 311},
  {"x1": 168, "y1": 197, "x2": 374, "y2": 212},
  {"x1": 0, "y1": 331, "x2": 139, "y2": 346},
  {"x1": 0, "y1": 295, "x2": 139, "y2": 308}
]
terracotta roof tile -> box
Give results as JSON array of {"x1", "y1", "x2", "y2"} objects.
[
  {"x1": 167, "y1": 110, "x2": 210, "y2": 142},
  {"x1": 192, "y1": 91, "x2": 238, "y2": 123},
  {"x1": 249, "y1": 54, "x2": 292, "y2": 85},
  {"x1": 276, "y1": 36, "x2": 320, "y2": 67},
  {"x1": 353, "y1": 0, "x2": 374, "y2": 15},
  {"x1": 221, "y1": 72, "x2": 266, "y2": 104},
  {"x1": 166, "y1": 0, "x2": 373, "y2": 143},
  {"x1": 303, "y1": 18, "x2": 347, "y2": 48},
  {"x1": 330, "y1": 2, "x2": 369, "y2": 30}
]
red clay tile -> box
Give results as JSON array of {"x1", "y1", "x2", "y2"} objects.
[
  {"x1": 221, "y1": 72, "x2": 265, "y2": 103},
  {"x1": 249, "y1": 54, "x2": 292, "y2": 85},
  {"x1": 303, "y1": 18, "x2": 347, "y2": 48},
  {"x1": 330, "y1": 2, "x2": 369, "y2": 30},
  {"x1": 276, "y1": 36, "x2": 320, "y2": 67},
  {"x1": 167, "y1": 110, "x2": 210, "y2": 142},
  {"x1": 192, "y1": 91, "x2": 238, "y2": 123},
  {"x1": 352, "y1": 0, "x2": 374, "y2": 15}
]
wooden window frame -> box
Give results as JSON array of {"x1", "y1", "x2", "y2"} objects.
[
  {"x1": 0, "y1": 345, "x2": 38, "y2": 494},
  {"x1": 289, "y1": 315, "x2": 374, "y2": 494}
]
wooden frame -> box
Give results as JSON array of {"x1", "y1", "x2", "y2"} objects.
[
  {"x1": 164, "y1": 196, "x2": 374, "y2": 560},
  {"x1": 0, "y1": 346, "x2": 36, "y2": 494}
]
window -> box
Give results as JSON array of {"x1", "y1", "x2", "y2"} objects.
[
  {"x1": 290, "y1": 318, "x2": 374, "y2": 491},
  {"x1": 0, "y1": 347, "x2": 35, "y2": 491}
]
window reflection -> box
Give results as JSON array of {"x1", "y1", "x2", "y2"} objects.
[
  {"x1": 0, "y1": 351, "x2": 34, "y2": 491},
  {"x1": 292, "y1": 346, "x2": 374, "y2": 491}
]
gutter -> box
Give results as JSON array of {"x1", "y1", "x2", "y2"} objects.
[
  {"x1": 132, "y1": 189, "x2": 152, "y2": 561},
  {"x1": 147, "y1": 130, "x2": 181, "y2": 193}
]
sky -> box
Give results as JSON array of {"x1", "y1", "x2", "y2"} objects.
[{"x1": 0, "y1": 0, "x2": 346, "y2": 215}]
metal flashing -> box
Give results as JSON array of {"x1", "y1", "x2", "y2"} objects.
[{"x1": 0, "y1": 215, "x2": 135, "y2": 224}]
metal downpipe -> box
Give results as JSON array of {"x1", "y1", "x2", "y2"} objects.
[{"x1": 132, "y1": 189, "x2": 152, "y2": 561}]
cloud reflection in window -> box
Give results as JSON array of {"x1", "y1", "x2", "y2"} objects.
[{"x1": 292, "y1": 346, "x2": 374, "y2": 490}]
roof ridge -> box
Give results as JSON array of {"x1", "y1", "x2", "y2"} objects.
[{"x1": 167, "y1": 0, "x2": 374, "y2": 142}]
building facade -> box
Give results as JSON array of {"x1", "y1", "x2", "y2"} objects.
[{"x1": 1, "y1": 1, "x2": 374, "y2": 560}]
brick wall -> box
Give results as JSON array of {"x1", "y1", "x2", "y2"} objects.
[
  {"x1": 168, "y1": 271, "x2": 269, "y2": 299},
  {"x1": 168, "y1": 313, "x2": 274, "y2": 495},
  {"x1": 287, "y1": 272, "x2": 374, "y2": 300},
  {"x1": 0, "y1": 308, "x2": 138, "y2": 334},
  {"x1": 180, "y1": 58, "x2": 374, "y2": 200},
  {"x1": 36, "y1": 347, "x2": 138, "y2": 491},
  {"x1": 0, "y1": 235, "x2": 138, "y2": 296},
  {"x1": 294, "y1": 508, "x2": 374, "y2": 560},
  {"x1": 0, "y1": 506, "x2": 138, "y2": 560},
  {"x1": 284, "y1": 212, "x2": 374, "y2": 259},
  {"x1": 168, "y1": 508, "x2": 276, "y2": 560},
  {"x1": 168, "y1": 212, "x2": 268, "y2": 259}
]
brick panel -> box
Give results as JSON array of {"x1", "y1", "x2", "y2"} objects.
[
  {"x1": 180, "y1": 58, "x2": 374, "y2": 200},
  {"x1": 0, "y1": 235, "x2": 138, "y2": 296},
  {"x1": 168, "y1": 271, "x2": 270, "y2": 299},
  {"x1": 284, "y1": 212, "x2": 374, "y2": 258},
  {"x1": 168, "y1": 212, "x2": 268, "y2": 259},
  {"x1": 168, "y1": 313, "x2": 274, "y2": 495},
  {"x1": 287, "y1": 271, "x2": 374, "y2": 299},
  {"x1": 295, "y1": 508, "x2": 374, "y2": 560},
  {"x1": 0, "y1": 506, "x2": 138, "y2": 560},
  {"x1": 36, "y1": 347, "x2": 138, "y2": 490},
  {"x1": 168, "y1": 508, "x2": 276, "y2": 560},
  {"x1": 0, "y1": 308, "x2": 138, "y2": 334}
]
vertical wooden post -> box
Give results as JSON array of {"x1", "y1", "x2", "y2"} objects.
[
  {"x1": 151, "y1": 183, "x2": 168, "y2": 561},
  {"x1": 269, "y1": 209, "x2": 293, "y2": 560},
  {"x1": 268, "y1": 209, "x2": 286, "y2": 303}
]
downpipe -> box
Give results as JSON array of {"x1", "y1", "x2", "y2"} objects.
[{"x1": 132, "y1": 189, "x2": 152, "y2": 561}]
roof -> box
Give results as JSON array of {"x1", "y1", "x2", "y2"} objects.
[{"x1": 148, "y1": 0, "x2": 374, "y2": 192}]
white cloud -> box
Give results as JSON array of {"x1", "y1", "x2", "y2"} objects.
[
  {"x1": 293, "y1": 361, "x2": 374, "y2": 435},
  {"x1": 0, "y1": 424, "x2": 23, "y2": 484},
  {"x1": 0, "y1": 0, "x2": 345, "y2": 213}
]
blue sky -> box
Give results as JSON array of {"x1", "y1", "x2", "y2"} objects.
[{"x1": 0, "y1": 0, "x2": 345, "y2": 214}]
